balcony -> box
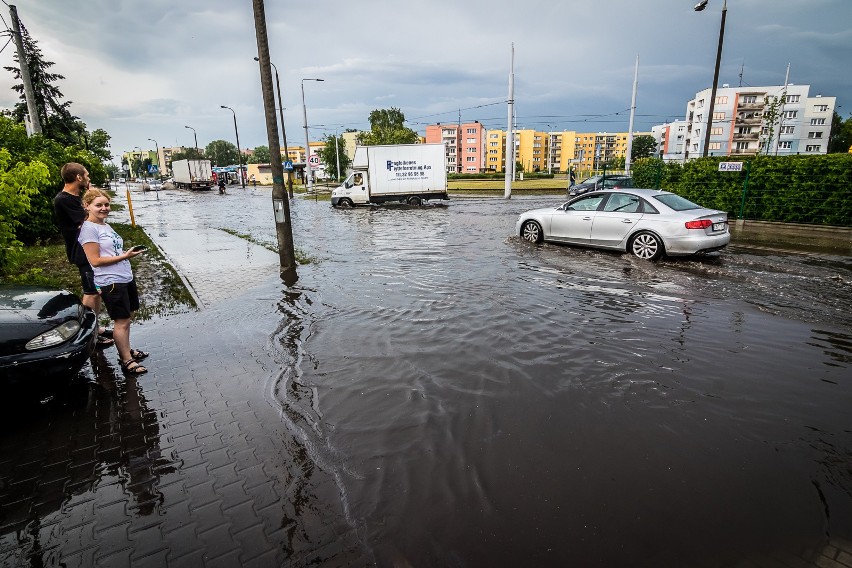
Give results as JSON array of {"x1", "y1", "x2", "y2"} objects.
[{"x1": 732, "y1": 132, "x2": 760, "y2": 141}]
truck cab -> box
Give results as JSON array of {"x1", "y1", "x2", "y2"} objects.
[{"x1": 331, "y1": 171, "x2": 368, "y2": 207}]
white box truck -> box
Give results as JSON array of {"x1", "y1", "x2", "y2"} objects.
[
  {"x1": 331, "y1": 143, "x2": 448, "y2": 207},
  {"x1": 172, "y1": 159, "x2": 213, "y2": 190}
]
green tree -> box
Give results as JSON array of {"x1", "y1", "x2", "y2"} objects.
[
  {"x1": 759, "y1": 92, "x2": 785, "y2": 155},
  {"x1": 317, "y1": 134, "x2": 351, "y2": 181},
  {"x1": 247, "y1": 145, "x2": 271, "y2": 164},
  {"x1": 828, "y1": 112, "x2": 852, "y2": 154},
  {"x1": 205, "y1": 140, "x2": 239, "y2": 167},
  {"x1": 358, "y1": 107, "x2": 419, "y2": 145},
  {"x1": 169, "y1": 147, "x2": 205, "y2": 163},
  {"x1": 0, "y1": 148, "x2": 50, "y2": 270},
  {"x1": 631, "y1": 135, "x2": 657, "y2": 160},
  {"x1": 87, "y1": 128, "x2": 112, "y2": 162}
]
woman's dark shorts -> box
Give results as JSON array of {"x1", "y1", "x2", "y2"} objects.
[
  {"x1": 100, "y1": 279, "x2": 140, "y2": 320},
  {"x1": 77, "y1": 264, "x2": 98, "y2": 295}
]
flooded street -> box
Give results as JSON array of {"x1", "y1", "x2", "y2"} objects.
[
  {"x1": 153, "y1": 188, "x2": 851, "y2": 566},
  {"x1": 7, "y1": 187, "x2": 852, "y2": 567}
]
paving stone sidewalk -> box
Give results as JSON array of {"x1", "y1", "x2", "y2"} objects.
[{"x1": 0, "y1": 206, "x2": 369, "y2": 566}]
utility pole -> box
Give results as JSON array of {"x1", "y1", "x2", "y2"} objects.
[
  {"x1": 251, "y1": 0, "x2": 297, "y2": 281},
  {"x1": 9, "y1": 5, "x2": 42, "y2": 135}
]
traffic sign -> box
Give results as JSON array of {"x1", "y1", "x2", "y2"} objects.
[
  {"x1": 718, "y1": 161, "x2": 743, "y2": 172},
  {"x1": 283, "y1": 160, "x2": 294, "y2": 171},
  {"x1": 308, "y1": 154, "x2": 320, "y2": 166}
]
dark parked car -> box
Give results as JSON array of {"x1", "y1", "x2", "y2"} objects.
[
  {"x1": 0, "y1": 286, "x2": 97, "y2": 388},
  {"x1": 568, "y1": 174, "x2": 633, "y2": 197}
]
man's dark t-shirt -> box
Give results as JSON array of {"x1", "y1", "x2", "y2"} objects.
[{"x1": 53, "y1": 190, "x2": 88, "y2": 266}]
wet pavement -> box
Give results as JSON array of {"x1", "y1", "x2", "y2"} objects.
[{"x1": 2, "y1": 186, "x2": 852, "y2": 567}]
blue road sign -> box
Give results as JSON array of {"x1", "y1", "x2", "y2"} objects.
[{"x1": 283, "y1": 160, "x2": 294, "y2": 171}]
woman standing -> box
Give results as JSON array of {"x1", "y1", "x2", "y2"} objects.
[{"x1": 78, "y1": 189, "x2": 149, "y2": 375}]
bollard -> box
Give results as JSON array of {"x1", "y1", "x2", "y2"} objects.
[{"x1": 126, "y1": 188, "x2": 137, "y2": 228}]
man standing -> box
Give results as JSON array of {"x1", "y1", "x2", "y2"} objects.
[{"x1": 54, "y1": 162, "x2": 113, "y2": 347}]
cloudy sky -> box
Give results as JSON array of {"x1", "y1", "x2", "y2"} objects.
[{"x1": 2, "y1": 0, "x2": 850, "y2": 161}]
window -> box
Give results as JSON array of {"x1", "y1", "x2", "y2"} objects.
[
  {"x1": 810, "y1": 118, "x2": 826, "y2": 125},
  {"x1": 709, "y1": 142, "x2": 721, "y2": 150},
  {"x1": 443, "y1": 129, "x2": 456, "y2": 136},
  {"x1": 678, "y1": 126, "x2": 685, "y2": 132},
  {"x1": 490, "y1": 133, "x2": 499, "y2": 138},
  {"x1": 742, "y1": 95, "x2": 757, "y2": 104},
  {"x1": 467, "y1": 147, "x2": 476, "y2": 153},
  {"x1": 785, "y1": 94, "x2": 800, "y2": 103},
  {"x1": 808, "y1": 132, "x2": 823, "y2": 139},
  {"x1": 737, "y1": 127, "x2": 751, "y2": 134},
  {"x1": 697, "y1": 99, "x2": 705, "y2": 108},
  {"x1": 466, "y1": 156, "x2": 476, "y2": 162},
  {"x1": 603, "y1": 193, "x2": 641, "y2": 213},
  {"x1": 806, "y1": 145, "x2": 821, "y2": 152},
  {"x1": 696, "y1": 114, "x2": 703, "y2": 123},
  {"x1": 467, "y1": 128, "x2": 476, "y2": 134},
  {"x1": 466, "y1": 138, "x2": 477, "y2": 143},
  {"x1": 713, "y1": 112, "x2": 726, "y2": 120},
  {"x1": 735, "y1": 142, "x2": 750, "y2": 150},
  {"x1": 489, "y1": 142, "x2": 498, "y2": 147},
  {"x1": 815, "y1": 104, "x2": 829, "y2": 112},
  {"x1": 711, "y1": 127, "x2": 723, "y2": 135},
  {"x1": 783, "y1": 110, "x2": 798, "y2": 119},
  {"x1": 778, "y1": 141, "x2": 792, "y2": 149},
  {"x1": 780, "y1": 126, "x2": 795, "y2": 134},
  {"x1": 715, "y1": 96, "x2": 728, "y2": 105}
]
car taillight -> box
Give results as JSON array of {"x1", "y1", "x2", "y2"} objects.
[{"x1": 685, "y1": 219, "x2": 712, "y2": 229}]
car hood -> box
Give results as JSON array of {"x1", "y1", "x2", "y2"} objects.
[
  {"x1": 520, "y1": 206, "x2": 562, "y2": 218},
  {"x1": 0, "y1": 286, "x2": 84, "y2": 346}
]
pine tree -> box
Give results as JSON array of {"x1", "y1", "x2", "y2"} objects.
[{"x1": 3, "y1": 21, "x2": 85, "y2": 146}]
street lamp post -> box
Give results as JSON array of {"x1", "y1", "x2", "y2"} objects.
[
  {"x1": 133, "y1": 146, "x2": 142, "y2": 179},
  {"x1": 220, "y1": 105, "x2": 245, "y2": 188},
  {"x1": 301, "y1": 78, "x2": 324, "y2": 193},
  {"x1": 334, "y1": 126, "x2": 342, "y2": 183},
  {"x1": 546, "y1": 124, "x2": 553, "y2": 175},
  {"x1": 184, "y1": 125, "x2": 198, "y2": 156},
  {"x1": 147, "y1": 138, "x2": 160, "y2": 175},
  {"x1": 695, "y1": 0, "x2": 727, "y2": 158},
  {"x1": 255, "y1": 57, "x2": 293, "y2": 198}
]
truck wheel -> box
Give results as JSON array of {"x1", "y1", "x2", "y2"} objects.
[
  {"x1": 408, "y1": 196, "x2": 422, "y2": 206},
  {"x1": 338, "y1": 198, "x2": 354, "y2": 208}
]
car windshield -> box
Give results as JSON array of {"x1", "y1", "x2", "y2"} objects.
[{"x1": 652, "y1": 193, "x2": 702, "y2": 211}]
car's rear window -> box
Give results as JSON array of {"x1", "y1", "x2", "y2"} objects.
[{"x1": 652, "y1": 194, "x2": 701, "y2": 211}]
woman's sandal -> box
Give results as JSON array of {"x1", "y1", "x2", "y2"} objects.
[
  {"x1": 130, "y1": 349, "x2": 150, "y2": 361},
  {"x1": 120, "y1": 359, "x2": 148, "y2": 375}
]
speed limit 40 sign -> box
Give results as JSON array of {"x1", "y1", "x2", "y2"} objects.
[{"x1": 308, "y1": 154, "x2": 320, "y2": 166}]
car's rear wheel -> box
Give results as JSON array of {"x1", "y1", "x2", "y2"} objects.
[
  {"x1": 338, "y1": 197, "x2": 353, "y2": 208},
  {"x1": 521, "y1": 220, "x2": 543, "y2": 243},
  {"x1": 408, "y1": 196, "x2": 422, "y2": 206},
  {"x1": 629, "y1": 231, "x2": 663, "y2": 260}
]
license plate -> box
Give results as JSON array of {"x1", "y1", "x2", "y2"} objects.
[{"x1": 712, "y1": 222, "x2": 725, "y2": 231}]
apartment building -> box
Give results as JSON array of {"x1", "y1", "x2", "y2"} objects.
[
  {"x1": 425, "y1": 122, "x2": 486, "y2": 173},
  {"x1": 682, "y1": 84, "x2": 835, "y2": 158},
  {"x1": 651, "y1": 121, "x2": 689, "y2": 161}
]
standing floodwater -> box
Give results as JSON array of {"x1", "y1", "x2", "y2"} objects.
[{"x1": 48, "y1": 189, "x2": 852, "y2": 565}]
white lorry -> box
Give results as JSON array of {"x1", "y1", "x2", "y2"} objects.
[
  {"x1": 331, "y1": 143, "x2": 448, "y2": 207},
  {"x1": 172, "y1": 159, "x2": 213, "y2": 190}
]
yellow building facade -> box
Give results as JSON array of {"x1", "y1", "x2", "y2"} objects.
[{"x1": 484, "y1": 130, "x2": 649, "y2": 173}]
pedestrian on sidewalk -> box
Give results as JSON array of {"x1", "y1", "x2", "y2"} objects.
[
  {"x1": 53, "y1": 162, "x2": 115, "y2": 348},
  {"x1": 78, "y1": 189, "x2": 150, "y2": 375}
]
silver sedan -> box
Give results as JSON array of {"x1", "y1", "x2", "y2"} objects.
[{"x1": 515, "y1": 188, "x2": 730, "y2": 260}]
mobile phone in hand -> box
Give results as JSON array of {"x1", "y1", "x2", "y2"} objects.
[{"x1": 129, "y1": 245, "x2": 147, "y2": 253}]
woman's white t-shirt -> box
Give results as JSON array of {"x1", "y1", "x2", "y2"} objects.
[{"x1": 78, "y1": 220, "x2": 133, "y2": 286}]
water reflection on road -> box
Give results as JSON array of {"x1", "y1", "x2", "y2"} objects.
[{"x1": 142, "y1": 190, "x2": 852, "y2": 565}]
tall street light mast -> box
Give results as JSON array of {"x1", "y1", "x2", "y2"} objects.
[
  {"x1": 301, "y1": 78, "x2": 324, "y2": 194},
  {"x1": 220, "y1": 105, "x2": 245, "y2": 188},
  {"x1": 184, "y1": 125, "x2": 198, "y2": 156},
  {"x1": 695, "y1": 0, "x2": 727, "y2": 158},
  {"x1": 255, "y1": 57, "x2": 294, "y2": 198}
]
